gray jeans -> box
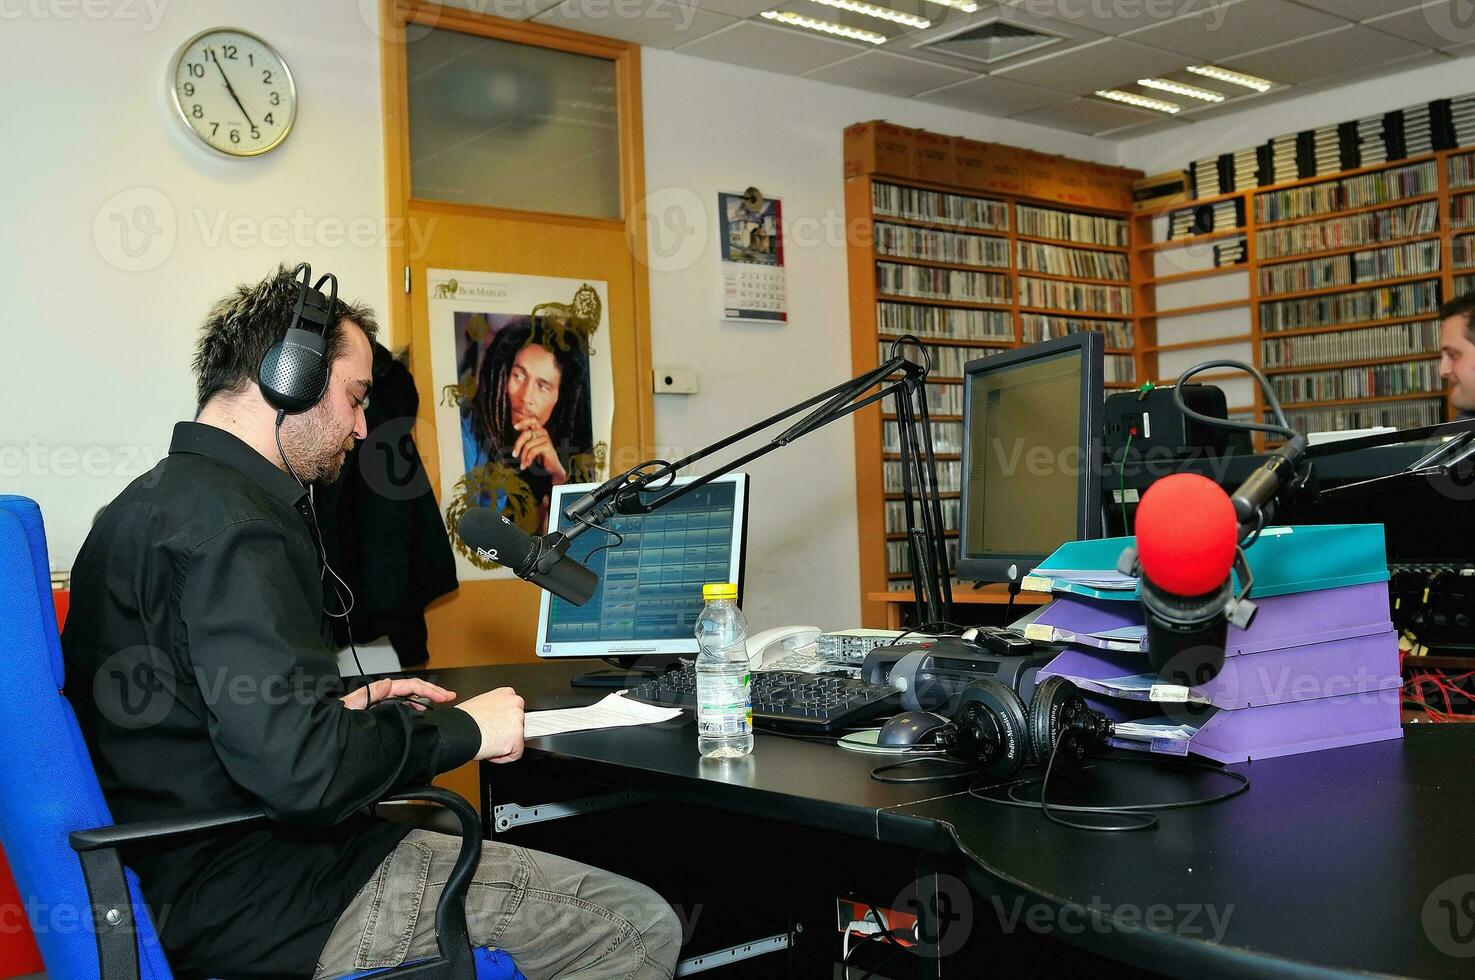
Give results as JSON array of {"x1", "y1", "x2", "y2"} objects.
[{"x1": 313, "y1": 829, "x2": 682, "y2": 979}]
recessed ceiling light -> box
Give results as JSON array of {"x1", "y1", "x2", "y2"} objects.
[
  {"x1": 808, "y1": 0, "x2": 930, "y2": 29},
  {"x1": 761, "y1": 10, "x2": 888, "y2": 44},
  {"x1": 1137, "y1": 77, "x2": 1224, "y2": 103},
  {"x1": 923, "y1": 0, "x2": 978, "y2": 10},
  {"x1": 1186, "y1": 65, "x2": 1273, "y2": 93},
  {"x1": 1095, "y1": 89, "x2": 1180, "y2": 114}
]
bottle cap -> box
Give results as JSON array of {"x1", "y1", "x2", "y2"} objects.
[{"x1": 702, "y1": 582, "x2": 738, "y2": 601}]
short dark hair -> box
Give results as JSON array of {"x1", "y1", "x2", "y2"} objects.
[
  {"x1": 192, "y1": 264, "x2": 380, "y2": 409},
  {"x1": 1439, "y1": 293, "x2": 1475, "y2": 343}
]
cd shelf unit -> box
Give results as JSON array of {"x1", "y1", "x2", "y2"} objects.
[
  {"x1": 843, "y1": 122, "x2": 1144, "y2": 624},
  {"x1": 1136, "y1": 150, "x2": 1462, "y2": 448}
]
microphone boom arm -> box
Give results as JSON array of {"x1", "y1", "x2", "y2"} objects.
[{"x1": 563, "y1": 345, "x2": 953, "y2": 625}]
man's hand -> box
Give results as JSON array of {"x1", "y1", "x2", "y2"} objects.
[
  {"x1": 453, "y1": 687, "x2": 525, "y2": 763},
  {"x1": 511, "y1": 418, "x2": 568, "y2": 484},
  {"x1": 340, "y1": 677, "x2": 456, "y2": 711}
]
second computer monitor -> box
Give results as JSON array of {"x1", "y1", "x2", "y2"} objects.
[
  {"x1": 535, "y1": 474, "x2": 749, "y2": 659},
  {"x1": 955, "y1": 332, "x2": 1104, "y2": 584}
]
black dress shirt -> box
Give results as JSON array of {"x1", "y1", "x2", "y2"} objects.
[{"x1": 61, "y1": 422, "x2": 481, "y2": 979}]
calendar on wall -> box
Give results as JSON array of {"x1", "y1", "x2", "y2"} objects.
[{"x1": 718, "y1": 187, "x2": 787, "y2": 323}]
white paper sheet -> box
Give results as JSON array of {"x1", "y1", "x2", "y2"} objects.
[{"x1": 523, "y1": 692, "x2": 685, "y2": 739}]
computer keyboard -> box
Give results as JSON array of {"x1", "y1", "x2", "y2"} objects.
[
  {"x1": 761, "y1": 650, "x2": 860, "y2": 676},
  {"x1": 625, "y1": 664, "x2": 899, "y2": 733}
]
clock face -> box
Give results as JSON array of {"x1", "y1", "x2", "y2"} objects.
[{"x1": 170, "y1": 28, "x2": 296, "y2": 157}]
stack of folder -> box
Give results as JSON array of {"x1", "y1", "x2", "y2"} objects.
[
  {"x1": 1191, "y1": 155, "x2": 1222, "y2": 199},
  {"x1": 1404, "y1": 102, "x2": 1434, "y2": 158},
  {"x1": 1020, "y1": 525, "x2": 1402, "y2": 763},
  {"x1": 1269, "y1": 134, "x2": 1297, "y2": 183}
]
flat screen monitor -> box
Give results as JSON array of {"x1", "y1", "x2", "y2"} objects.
[
  {"x1": 534, "y1": 474, "x2": 748, "y2": 659},
  {"x1": 955, "y1": 332, "x2": 1104, "y2": 584}
]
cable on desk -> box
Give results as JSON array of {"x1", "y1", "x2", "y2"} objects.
[
  {"x1": 870, "y1": 755, "x2": 976, "y2": 784},
  {"x1": 968, "y1": 735, "x2": 1250, "y2": 832},
  {"x1": 886, "y1": 621, "x2": 966, "y2": 646}
]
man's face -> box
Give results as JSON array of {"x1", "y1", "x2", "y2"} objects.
[
  {"x1": 284, "y1": 320, "x2": 371, "y2": 482},
  {"x1": 506, "y1": 343, "x2": 562, "y2": 430},
  {"x1": 1440, "y1": 315, "x2": 1475, "y2": 413}
]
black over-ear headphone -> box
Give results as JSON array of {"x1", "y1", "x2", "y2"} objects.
[
  {"x1": 259, "y1": 262, "x2": 341, "y2": 414},
  {"x1": 937, "y1": 676, "x2": 1114, "y2": 777}
]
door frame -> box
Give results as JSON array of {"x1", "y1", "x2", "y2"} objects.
[{"x1": 376, "y1": 0, "x2": 655, "y2": 456}]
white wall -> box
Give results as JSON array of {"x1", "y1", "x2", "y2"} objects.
[
  {"x1": 641, "y1": 47, "x2": 1115, "y2": 632},
  {"x1": 1117, "y1": 55, "x2": 1475, "y2": 175},
  {"x1": 0, "y1": 0, "x2": 391, "y2": 570}
]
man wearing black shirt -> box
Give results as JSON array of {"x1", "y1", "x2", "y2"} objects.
[{"x1": 62, "y1": 267, "x2": 680, "y2": 979}]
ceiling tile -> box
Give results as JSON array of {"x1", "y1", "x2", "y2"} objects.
[
  {"x1": 913, "y1": 73, "x2": 1073, "y2": 114},
  {"x1": 1225, "y1": 24, "x2": 1432, "y2": 84},
  {"x1": 992, "y1": 37, "x2": 1188, "y2": 91},
  {"x1": 1365, "y1": 2, "x2": 1475, "y2": 48},
  {"x1": 1000, "y1": 0, "x2": 1229, "y2": 36},
  {"x1": 1010, "y1": 95, "x2": 1163, "y2": 134},
  {"x1": 1290, "y1": 49, "x2": 1452, "y2": 94},
  {"x1": 801, "y1": 50, "x2": 977, "y2": 96},
  {"x1": 1095, "y1": 117, "x2": 1189, "y2": 139},
  {"x1": 1123, "y1": 0, "x2": 1349, "y2": 62},
  {"x1": 1290, "y1": 0, "x2": 1427, "y2": 21},
  {"x1": 687, "y1": 0, "x2": 780, "y2": 18},
  {"x1": 674, "y1": 20, "x2": 867, "y2": 73},
  {"x1": 534, "y1": 0, "x2": 736, "y2": 47}
]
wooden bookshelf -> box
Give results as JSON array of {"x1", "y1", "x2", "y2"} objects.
[
  {"x1": 846, "y1": 123, "x2": 1142, "y2": 625},
  {"x1": 1133, "y1": 150, "x2": 1463, "y2": 448}
]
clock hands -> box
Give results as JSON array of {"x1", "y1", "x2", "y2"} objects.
[{"x1": 209, "y1": 47, "x2": 256, "y2": 130}]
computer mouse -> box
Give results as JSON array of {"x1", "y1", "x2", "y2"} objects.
[{"x1": 877, "y1": 710, "x2": 953, "y2": 748}]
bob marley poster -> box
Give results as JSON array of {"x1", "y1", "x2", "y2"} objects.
[{"x1": 428, "y1": 269, "x2": 613, "y2": 581}]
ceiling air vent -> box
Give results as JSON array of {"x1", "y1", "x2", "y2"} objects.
[{"x1": 913, "y1": 18, "x2": 1062, "y2": 65}]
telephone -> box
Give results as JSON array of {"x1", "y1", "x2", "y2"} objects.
[{"x1": 745, "y1": 624, "x2": 822, "y2": 669}]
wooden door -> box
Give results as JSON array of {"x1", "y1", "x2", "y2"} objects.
[{"x1": 379, "y1": 2, "x2": 655, "y2": 669}]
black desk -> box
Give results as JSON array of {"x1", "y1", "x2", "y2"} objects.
[{"x1": 429, "y1": 662, "x2": 1475, "y2": 978}]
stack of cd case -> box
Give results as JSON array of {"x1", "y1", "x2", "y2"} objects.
[
  {"x1": 1359, "y1": 114, "x2": 1389, "y2": 166},
  {"x1": 1455, "y1": 94, "x2": 1475, "y2": 147},
  {"x1": 1313, "y1": 125, "x2": 1340, "y2": 176},
  {"x1": 1404, "y1": 102, "x2": 1433, "y2": 158},
  {"x1": 1270, "y1": 133, "x2": 1298, "y2": 183}
]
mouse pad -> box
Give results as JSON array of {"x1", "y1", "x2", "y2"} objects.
[{"x1": 837, "y1": 729, "x2": 948, "y2": 755}]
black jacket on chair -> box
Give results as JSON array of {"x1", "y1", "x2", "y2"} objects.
[{"x1": 320, "y1": 343, "x2": 459, "y2": 667}]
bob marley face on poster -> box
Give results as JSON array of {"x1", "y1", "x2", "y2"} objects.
[{"x1": 428, "y1": 271, "x2": 612, "y2": 579}]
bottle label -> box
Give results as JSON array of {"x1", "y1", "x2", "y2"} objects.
[{"x1": 696, "y1": 671, "x2": 751, "y2": 738}]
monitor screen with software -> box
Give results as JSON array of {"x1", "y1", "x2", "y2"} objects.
[
  {"x1": 955, "y1": 332, "x2": 1104, "y2": 584},
  {"x1": 535, "y1": 474, "x2": 748, "y2": 659}
]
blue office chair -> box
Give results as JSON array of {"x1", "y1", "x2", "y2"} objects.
[{"x1": 0, "y1": 495, "x2": 520, "y2": 980}]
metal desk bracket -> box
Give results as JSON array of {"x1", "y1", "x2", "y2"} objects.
[
  {"x1": 492, "y1": 791, "x2": 645, "y2": 832},
  {"x1": 675, "y1": 933, "x2": 790, "y2": 976}
]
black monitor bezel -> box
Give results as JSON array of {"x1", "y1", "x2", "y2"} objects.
[{"x1": 954, "y1": 331, "x2": 1105, "y2": 584}]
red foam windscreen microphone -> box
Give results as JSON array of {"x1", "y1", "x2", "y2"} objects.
[
  {"x1": 1136, "y1": 474, "x2": 1237, "y2": 596},
  {"x1": 1133, "y1": 473, "x2": 1239, "y2": 686}
]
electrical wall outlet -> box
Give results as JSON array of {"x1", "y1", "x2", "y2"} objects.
[{"x1": 653, "y1": 367, "x2": 698, "y2": 395}]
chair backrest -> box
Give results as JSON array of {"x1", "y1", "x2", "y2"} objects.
[{"x1": 0, "y1": 496, "x2": 171, "y2": 980}]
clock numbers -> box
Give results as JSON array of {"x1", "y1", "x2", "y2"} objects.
[{"x1": 171, "y1": 29, "x2": 295, "y2": 157}]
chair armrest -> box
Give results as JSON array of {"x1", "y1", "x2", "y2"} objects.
[
  {"x1": 69, "y1": 804, "x2": 268, "y2": 852},
  {"x1": 67, "y1": 788, "x2": 483, "y2": 980}
]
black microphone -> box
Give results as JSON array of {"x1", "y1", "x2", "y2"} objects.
[{"x1": 457, "y1": 508, "x2": 599, "y2": 606}]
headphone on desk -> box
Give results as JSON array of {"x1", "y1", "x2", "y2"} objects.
[
  {"x1": 259, "y1": 262, "x2": 341, "y2": 414},
  {"x1": 936, "y1": 676, "x2": 1114, "y2": 778}
]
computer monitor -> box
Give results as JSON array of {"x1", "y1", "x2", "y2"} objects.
[
  {"x1": 535, "y1": 473, "x2": 749, "y2": 665},
  {"x1": 955, "y1": 332, "x2": 1105, "y2": 584}
]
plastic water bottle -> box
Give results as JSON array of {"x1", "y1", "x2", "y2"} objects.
[{"x1": 694, "y1": 582, "x2": 752, "y2": 758}]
